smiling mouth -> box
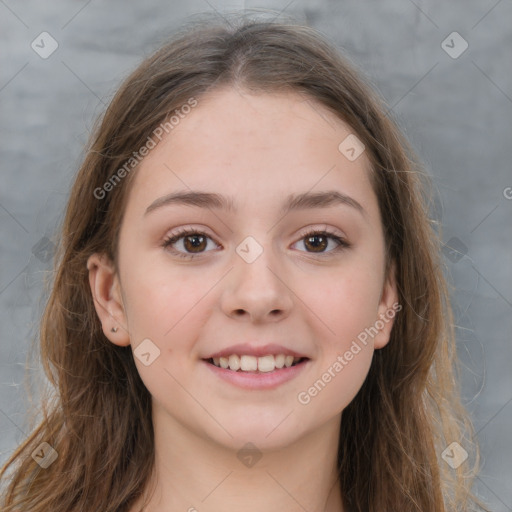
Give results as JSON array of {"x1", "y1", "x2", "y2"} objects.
[{"x1": 203, "y1": 355, "x2": 309, "y2": 373}]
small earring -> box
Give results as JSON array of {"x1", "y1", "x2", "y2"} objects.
[{"x1": 111, "y1": 327, "x2": 118, "y2": 333}]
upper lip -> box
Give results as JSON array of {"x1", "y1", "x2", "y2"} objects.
[{"x1": 203, "y1": 343, "x2": 310, "y2": 360}]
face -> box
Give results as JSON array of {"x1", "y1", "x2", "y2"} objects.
[{"x1": 88, "y1": 87, "x2": 398, "y2": 451}]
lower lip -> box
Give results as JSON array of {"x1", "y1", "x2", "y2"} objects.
[{"x1": 202, "y1": 359, "x2": 310, "y2": 390}]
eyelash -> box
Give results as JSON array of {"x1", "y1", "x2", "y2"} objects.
[{"x1": 161, "y1": 227, "x2": 351, "y2": 260}]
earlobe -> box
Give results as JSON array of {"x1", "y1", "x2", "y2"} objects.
[
  {"x1": 86, "y1": 253, "x2": 131, "y2": 347},
  {"x1": 374, "y1": 262, "x2": 399, "y2": 350}
]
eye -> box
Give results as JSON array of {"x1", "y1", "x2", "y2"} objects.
[
  {"x1": 162, "y1": 228, "x2": 220, "y2": 259},
  {"x1": 292, "y1": 229, "x2": 350, "y2": 255},
  {"x1": 161, "y1": 227, "x2": 350, "y2": 260}
]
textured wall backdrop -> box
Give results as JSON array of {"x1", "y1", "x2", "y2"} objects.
[{"x1": 1, "y1": 1, "x2": 511, "y2": 510}]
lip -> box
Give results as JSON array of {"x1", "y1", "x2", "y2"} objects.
[
  {"x1": 202, "y1": 358, "x2": 310, "y2": 390},
  {"x1": 204, "y1": 343, "x2": 309, "y2": 359}
]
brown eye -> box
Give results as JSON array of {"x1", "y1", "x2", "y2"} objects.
[
  {"x1": 304, "y1": 234, "x2": 328, "y2": 252},
  {"x1": 162, "y1": 229, "x2": 219, "y2": 259},
  {"x1": 293, "y1": 230, "x2": 350, "y2": 255},
  {"x1": 183, "y1": 234, "x2": 207, "y2": 253}
]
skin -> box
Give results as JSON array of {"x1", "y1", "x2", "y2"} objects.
[{"x1": 87, "y1": 86, "x2": 398, "y2": 512}]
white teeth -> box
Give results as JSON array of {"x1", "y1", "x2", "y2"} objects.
[
  {"x1": 209, "y1": 354, "x2": 304, "y2": 372},
  {"x1": 240, "y1": 355, "x2": 258, "y2": 371},
  {"x1": 258, "y1": 355, "x2": 276, "y2": 373},
  {"x1": 228, "y1": 354, "x2": 241, "y2": 371},
  {"x1": 274, "y1": 354, "x2": 285, "y2": 369}
]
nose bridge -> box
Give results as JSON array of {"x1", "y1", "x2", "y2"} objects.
[{"x1": 221, "y1": 233, "x2": 293, "y2": 320}]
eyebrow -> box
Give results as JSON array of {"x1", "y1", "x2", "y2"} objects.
[{"x1": 144, "y1": 189, "x2": 365, "y2": 217}]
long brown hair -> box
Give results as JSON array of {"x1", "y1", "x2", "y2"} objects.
[{"x1": 0, "y1": 12, "x2": 485, "y2": 512}]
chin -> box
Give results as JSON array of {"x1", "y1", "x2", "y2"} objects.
[{"x1": 205, "y1": 411, "x2": 307, "y2": 451}]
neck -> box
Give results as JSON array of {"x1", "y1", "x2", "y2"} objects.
[{"x1": 132, "y1": 405, "x2": 344, "y2": 512}]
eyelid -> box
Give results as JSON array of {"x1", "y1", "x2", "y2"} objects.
[
  {"x1": 296, "y1": 224, "x2": 347, "y2": 240},
  {"x1": 163, "y1": 225, "x2": 219, "y2": 243}
]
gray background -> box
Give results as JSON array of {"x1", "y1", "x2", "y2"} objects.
[{"x1": 1, "y1": 0, "x2": 511, "y2": 510}]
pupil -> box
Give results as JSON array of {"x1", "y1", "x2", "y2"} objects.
[
  {"x1": 185, "y1": 235, "x2": 205, "y2": 252},
  {"x1": 306, "y1": 235, "x2": 326, "y2": 252}
]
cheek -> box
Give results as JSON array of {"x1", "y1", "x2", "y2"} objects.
[
  {"x1": 308, "y1": 265, "x2": 383, "y2": 346},
  {"x1": 121, "y1": 264, "x2": 211, "y2": 410},
  {"x1": 122, "y1": 259, "x2": 210, "y2": 343},
  {"x1": 297, "y1": 345, "x2": 373, "y2": 415},
  {"x1": 295, "y1": 266, "x2": 382, "y2": 411}
]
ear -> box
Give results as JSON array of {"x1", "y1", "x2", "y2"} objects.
[
  {"x1": 374, "y1": 261, "x2": 400, "y2": 350},
  {"x1": 86, "y1": 252, "x2": 131, "y2": 347}
]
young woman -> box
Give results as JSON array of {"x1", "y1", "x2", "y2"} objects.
[{"x1": 0, "y1": 13, "x2": 486, "y2": 512}]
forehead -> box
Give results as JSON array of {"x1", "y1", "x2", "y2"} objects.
[{"x1": 125, "y1": 87, "x2": 376, "y2": 217}]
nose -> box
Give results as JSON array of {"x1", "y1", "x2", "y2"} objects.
[{"x1": 220, "y1": 241, "x2": 293, "y2": 323}]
